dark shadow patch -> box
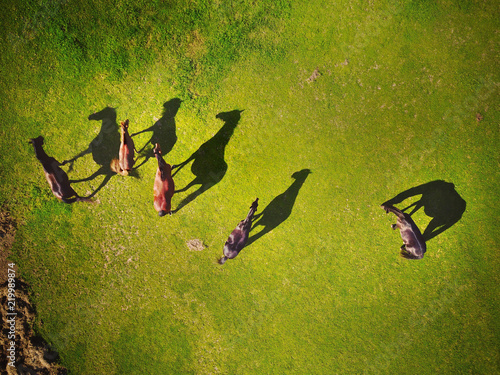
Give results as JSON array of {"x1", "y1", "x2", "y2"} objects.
[
  {"x1": 247, "y1": 169, "x2": 311, "y2": 246},
  {"x1": 382, "y1": 180, "x2": 466, "y2": 241},
  {"x1": 132, "y1": 98, "x2": 181, "y2": 169},
  {"x1": 171, "y1": 109, "x2": 243, "y2": 213},
  {"x1": 63, "y1": 107, "x2": 120, "y2": 198}
]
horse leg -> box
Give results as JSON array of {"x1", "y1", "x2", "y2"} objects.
[
  {"x1": 171, "y1": 154, "x2": 194, "y2": 177},
  {"x1": 403, "y1": 201, "x2": 423, "y2": 216},
  {"x1": 400, "y1": 244, "x2": 408, "y2": 256},
  {"x1": 422, "y1": 218, "x2": 451, "y2": 242}
]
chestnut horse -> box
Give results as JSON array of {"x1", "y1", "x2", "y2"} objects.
[
  {"x1": 219, "y1": 198, "x2": 259, "y2": 264},
  {"x1": 29, "y1": 136, "x2": 90, "y2": 203},
  {"x1": 111, "y1": 119, "x2": 136, "y2": 176},
  {"x1": 153, "y1": 143, "x2": 175, "y2": 216},
  {"x1": 381, "y1": 204, "x2": 426, "y2": 259}
]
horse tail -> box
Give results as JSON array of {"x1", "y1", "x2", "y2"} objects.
[
  {"x1": 381, "y1": 204, "x2": 405, "y2": 220},
  {"x1": 76, "y1": 196, "x2": 95, "y2": 203},
  {"x1": 218, "y1": 256, "x2": 228, "y2": 265},
  {"x1": 110, "y1": 158, "x2": 121, "y2": 173},
  {"x1": 110, "y1": 158, "x2": 128, "y2": 176}
]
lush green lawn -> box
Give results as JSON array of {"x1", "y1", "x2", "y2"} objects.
[{"x1": 1, "y1": 0, "x2": 498, "y2": 373}]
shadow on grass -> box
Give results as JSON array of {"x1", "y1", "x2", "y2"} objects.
[
  {"x1": 63, "y1": 107, "x2": 123, "y2": 198},
  {"x1": 132, "y1": 98, "x2": 181, "y2": 169},
  {"x1": 247, "y1": 169, "x2": 311, "y2": 247},
  {"x1": 171, "y1": 109, "x2": 243, "y2": 213},
  {"x1": 382, "y1": 180, "x2": 466, "y2": 241}
]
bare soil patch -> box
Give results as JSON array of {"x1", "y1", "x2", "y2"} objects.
[
  {"x1": 187, "y1": 239, "x2": 206, "y2": 251},
  {"x1": 1, "y1": 280, "x2": 68, "y2": 374},
  {"x1": 306, "y1": 67, "x2": 321, "y2": 83},
  {"x1": 0, "y1": 210, "x2": 67, "y2": 374},
  {"x1": 0, "y1": 210, "x2": 17, "y2": 284}
]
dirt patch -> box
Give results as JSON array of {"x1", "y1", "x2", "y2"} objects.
[
  {"x1": 0, "y1": 210, "x2": 17, "y2": 284},
  {"x1": 306, "y1": 67, "x2": 321, "y2": 83},
  {"x1": 0, "y1": 209, "x2": 68, "y2": 374},
  {"x1": 1, "y1": 279, "x2": 68, "y2": 374},
  {"x1": 186, "y1": 239, "x2": 206, "y2": 252}
]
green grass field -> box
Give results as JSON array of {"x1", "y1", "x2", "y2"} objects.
[{"x1": 1, "y1": 0, "x2": 499, "y2": 373}]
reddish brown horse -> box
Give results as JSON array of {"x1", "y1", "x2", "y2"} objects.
[
  {"x1": 111, "y1": 119, "x2": 136, "y2": 176},
  {"x1": 153, "y1": 143, "x2": 175, "y2": 216},
  {"x1": 29, "y1": 136, "x2": 90, "y2": 203},
  {"x1": 381, "y1": 204, "x2": 426, "y2": 259}
]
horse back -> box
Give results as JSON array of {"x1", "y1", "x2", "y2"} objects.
[
  {"x1": 119, "y1": 142, "x2": 135, "y2": 171},
  {"x1": 224, "y1": 222, "x2": 250, "y2": 257},
  {"x1": 399, "y1": 216, "x2": 426, "y2": 258},
  {"x1": 119, "y1": 125, "x2": 135, "y2": 171},
  {"x1": 154, "y1": 160, "x2": 175, "y2": 213}
]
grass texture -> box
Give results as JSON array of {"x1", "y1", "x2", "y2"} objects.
[{"x1": 1, "y1": 0, "x2": 499, "y2": 373}]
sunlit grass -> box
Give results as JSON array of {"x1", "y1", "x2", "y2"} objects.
[{"x1": 1, "y1": 0, "x2": 498, "y2": 373}]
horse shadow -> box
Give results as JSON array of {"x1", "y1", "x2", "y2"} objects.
[
  {"x1": 132, "y1": 98, "x2": 181, "y2": 168},
  {"x1": 62, "y1": 107, "x2": 124, "y2": 197},
  {"x1": 382, "y1": 180, "x2": 466, "y2": 241},
  {"x1": 247, "y1": 169, "x2": 311, "y2": 246},
  {"x1": 171, "y1": 109, "x2": 243, "y2": 213}
]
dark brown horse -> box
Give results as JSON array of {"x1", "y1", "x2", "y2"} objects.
[
  {"x1": 153, "y1": 143, "x2": 175, "y2": 216},
  {"x1": 111, "y1": 119, "x2": 136, "y2": 176},
  {"x1": 29, "y1": 136, "x2": 90, "y2": 203},
  {"x1": 219, "y1": 198, "x2": 259, "y2": 264},
  {"x1": 381, "y1": 204, "x2": 426, "y2": 259},
  {"x1": 382, "y1": 180, "x2": 466, "y2": 241}
]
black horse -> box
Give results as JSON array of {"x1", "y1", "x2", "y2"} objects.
[
  {"x1": 382, "y1": 180, "x2": 466, "y2": 241},
  {"x1": 382, "y1": 204, "x2": 426, "y2": 259},
  {"x1": 219, "y1": 198, "x2": 259, "y2": 264}
]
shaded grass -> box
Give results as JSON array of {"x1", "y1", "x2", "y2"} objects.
[{"x1": 1, "y1": 0, "x2": 499, "y2": 374}]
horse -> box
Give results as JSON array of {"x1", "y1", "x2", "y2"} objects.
[
  {"x1": 29, "y1": 136, "x2": 91, "y2": 203},
  {"x1": 153, "y1": 143, "x2": 175, "y2": 216},
  {"x1": 110, "y1": 119, "x2": 136, "y2": 176},
  {"x1": 381, "y1": 180, "x2": 466, "y2": 241},
  {"x1": 381, "y1": 204, "x2": 426, "y2": 259},
  {"x1": 219, "y1": 198, "x2": 259, "y2": 264}
]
